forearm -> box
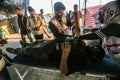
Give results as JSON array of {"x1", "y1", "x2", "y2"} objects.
[
  {"x1": 80, "y1": 32, "x2": 101, "y2": 40},
  {"x1": 80, "y1": 23, "x2": 120, "y2": 40}
]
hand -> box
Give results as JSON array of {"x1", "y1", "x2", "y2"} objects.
[
  {"x1": 0, "y1": 38, "x2": 8, "y2": 47},
  {"x1": 48, "y1": 36, "x2": 51, "y2": 38},
  {"x1": 36, "y1": 27, "x2": 40, "y2": 31}
]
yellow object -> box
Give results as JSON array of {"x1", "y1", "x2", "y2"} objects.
[{"x1": 105, "y1": 37, "x2": 110, "y2": 40}]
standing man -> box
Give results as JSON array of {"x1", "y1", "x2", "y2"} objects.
[
  {"x1": 49, "y1": 2, "x2": 68, "y2": 39},
  {"x1": 15, "y1": 8, "x2": 33, "y2": 43},
  {"x1": 27, "y1": 7, "x2": 44, "y2": 40},
  {"x1": 39, "y1": 9, "x2": 48, "y2": 27},
  {"x1": 39, "y1": 9, "x2": 51, "y2": 38},
  {"x1": 49, "y1": 2, "x2": 70, "y2": 72},
  {"x1": 71, "y1": 4, "x2": 82, "y2": 37}
]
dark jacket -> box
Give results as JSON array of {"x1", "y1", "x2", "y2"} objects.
[
  {"x1": 17, "y1": 14, "x2": 29, "y2": 34},
  {"x1": 49, "y1": 16, "x2": 66, "y2": 38}
]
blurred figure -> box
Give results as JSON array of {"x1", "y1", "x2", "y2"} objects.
[
  {"x1": 39, "y1": 9, "x2": 51, "y2": 38},
  {"x1": 39, "y1": 9, "x2": 47, "y2": 26},
  {"x1": 39, "y1": 9, "x2": 44, "y2": 17},
  {"x1": 71, "y1": 4, "x2": 82, "y2": 37},
  {"x1": 15, "y1": 8, "x2": 33, "y2": 43},
  {"x1": 66, "y1": 10, "x2": 72, "y2": 29}
]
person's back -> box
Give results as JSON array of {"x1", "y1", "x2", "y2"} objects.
[{"x1": 70, "y1": 4, "x2": 82, "y2": 37}]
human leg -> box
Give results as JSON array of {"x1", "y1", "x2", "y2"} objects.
[
  {"x1": 60, "y1": 42, "x2": 71, "y2": 74},
  {"x1": 21, "y1": 34, "x2": 27, "y2": 43},
  {"x1": 27, "y1": 33, "x2": 33, "y2": 43},
  {"x1": 85, "y1": 58, "x2": 120, "y2": 79},
  {"x1": 6, "y1": 40, "x2": 49, "y2": 60}
]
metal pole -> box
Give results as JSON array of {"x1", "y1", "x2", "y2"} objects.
[
  {"x1": 79, "y1": 0, "x2": 80, "y2": 11},
  {"x1": 24, "y1": 0, "x2": 27, "y2": 16},
  {"x1": 51, "y1": 0, "x2": 54, "y2": 14},
  {"x1": 84, "y1": 0, "x2": 87, "y2": 27},
  {"x1": 100, "y1": 0, "x2": 101, "y2": 5}
]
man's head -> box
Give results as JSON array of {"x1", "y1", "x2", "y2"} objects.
[
  {"x1": 28, "y1": 7, "x2": 36, "y2": 17},
  {"x1": 40, "y1": 9, "x2": 44, "y2": 14},
  {"x1": 15, "y1": 7, "x2": 22, "y2": 15},
  {"x1": 73, "y1": 4, "x2": 78, "y2": 12},
  {"x1": 54, "y1": 2, "x2": 66, "y2": 18}
]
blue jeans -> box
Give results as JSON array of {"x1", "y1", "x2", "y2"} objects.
[{"x1": 84, "y1": 58, "x2": 120, "y2": 76}]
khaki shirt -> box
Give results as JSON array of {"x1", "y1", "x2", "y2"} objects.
[{"x1": 27, "y1": 15, "x2": 44, "y2": 35}]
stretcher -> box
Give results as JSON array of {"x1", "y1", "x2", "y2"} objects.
[{"x1": 9, "y1": 55, "x2": 117, "y2": 80}]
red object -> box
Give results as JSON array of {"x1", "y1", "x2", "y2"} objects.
[
  {"x1": 105, "y1": 43, "x2": 120, "y2": 48},
  {"x1": 83, "y1": 5, "x2": 102, "y2": 28},
  {"x1": 56, "y1": 24, "x2": 60, "y2": 29}
]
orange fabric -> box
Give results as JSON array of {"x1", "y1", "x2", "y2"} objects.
[{"x1": 56, "y1": 23, "x2": 61, "y2": 29}]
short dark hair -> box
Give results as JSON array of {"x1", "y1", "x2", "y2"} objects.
[
  {"x1": 28, "y1": 6, "x2": 32, "y2": 9},
  {"x1": 54, "y1": 2, "x2": 66, "y2": 13},
  {"x1": 40, "y1": 9, "x2": 43, "y2": 11},
  {"x1": 74, "y1": 4, "x2": 78, "y2": 8},
  {"x1": 27, "y1": 6, "x2": 35, "y2": 12},
  {"x1": 15, "y1": 7, "x2": 21, "y2": 10}
]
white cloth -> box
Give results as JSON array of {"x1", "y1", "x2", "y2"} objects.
[{"x1": 103, "y1": 36, "x2": 120, "y2": 65}]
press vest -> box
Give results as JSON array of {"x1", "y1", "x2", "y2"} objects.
[{"x1": 50, "y1": 17, "x2": 68, "y2": 35}]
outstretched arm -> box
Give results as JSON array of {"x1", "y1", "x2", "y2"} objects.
[{"x1": 79, "y1": 23, "x2": 120, "y2": 40}]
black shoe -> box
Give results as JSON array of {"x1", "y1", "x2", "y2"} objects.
[
  {"x1": 0, "y1": 53, "x2": 13, "y2": 66},
  {"x1": 6, "y1": 48, "x2": 15, "y2": 54}
]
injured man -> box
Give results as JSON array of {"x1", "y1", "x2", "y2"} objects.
[{"x1": 6, "y1": 37, "x2": 120, "y2": 78}]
